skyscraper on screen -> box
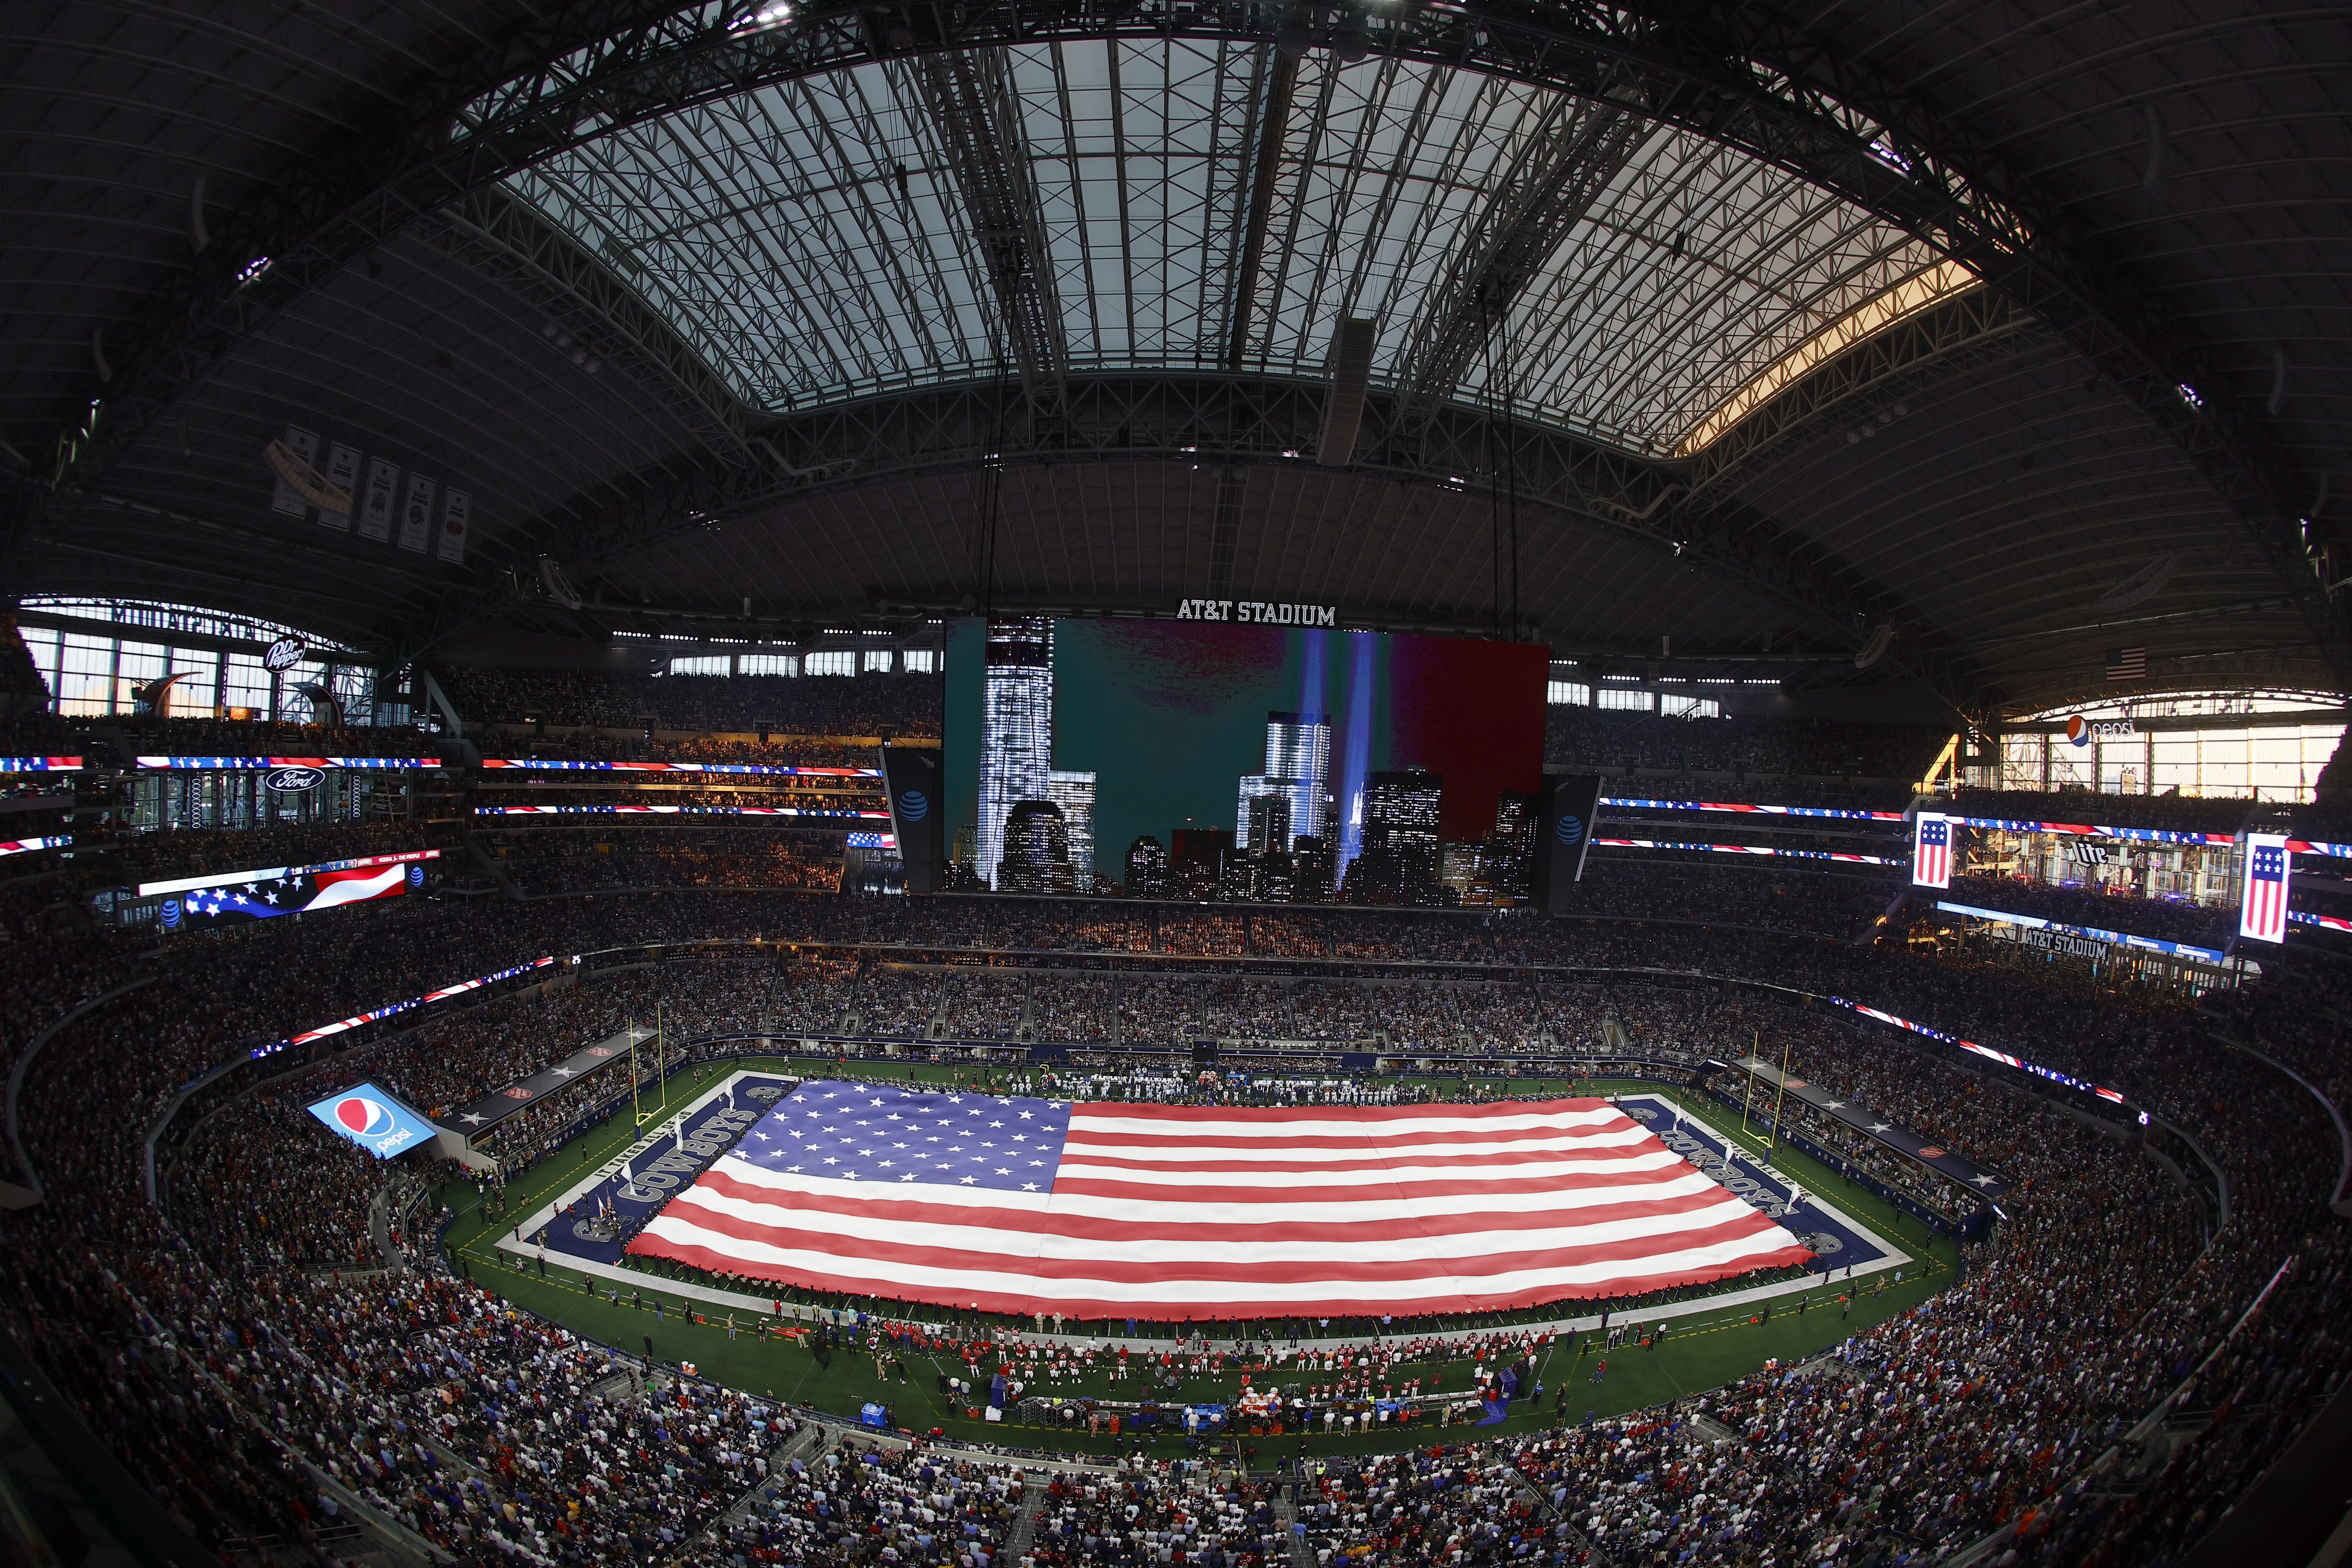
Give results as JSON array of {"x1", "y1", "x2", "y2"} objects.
[
  {"x1": 978, "y1": 617, "x2": 1053, "y2": 888},
  {"x1": 1233, "y1": 710, "x2": 1329, "y2": 852},
  {"x1": 1047, "y1": 770, "x2": 1098, "y2": 883}
]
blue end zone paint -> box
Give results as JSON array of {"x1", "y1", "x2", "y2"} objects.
[
  {"x1": 1615, "y1": 1095, "x2": 1891, "y2": 1274},
  {"x1": 531, "y1": 1074, "x2": 799, "y2": 1266}
]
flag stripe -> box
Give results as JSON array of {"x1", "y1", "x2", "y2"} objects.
[{"x1": 626, "y1": 1093, "x2": 1810, "y2": 1316}]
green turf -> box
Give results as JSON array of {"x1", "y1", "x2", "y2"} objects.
[{"x1": 435, "y1": 1061, "x2": 1955, "y2": 1458}]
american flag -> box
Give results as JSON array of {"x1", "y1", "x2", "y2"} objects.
[
  {"x1": 2105, "y1": 646, "x2": 2147, "y2": 680},
  {"x1": 2238, "y1": 834, "x2": 2290, "y2": 944},
  {"x1": 625, "y1": 1084, "x2": 1812, "y2": 1318},
  {"x1": 1912, "y1": 813, "x2": 1952, "y2": 888}
]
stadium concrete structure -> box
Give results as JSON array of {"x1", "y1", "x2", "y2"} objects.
[{"x1": 2, "y1": 5, "x2": 2349, "y2": 1568}]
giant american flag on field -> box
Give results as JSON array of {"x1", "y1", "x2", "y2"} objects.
[{"x1": 625, "y1": 1084, "x2": 1812, "y2": 1317}]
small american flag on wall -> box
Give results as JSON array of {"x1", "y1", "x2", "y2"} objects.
[{"x1": 2105, "y1": 646, "x2": 2147, "y2": 681}]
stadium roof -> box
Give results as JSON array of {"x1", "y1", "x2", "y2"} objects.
[{"x1": 2, "y1": 0, "x2": 2344, "y2": 721}]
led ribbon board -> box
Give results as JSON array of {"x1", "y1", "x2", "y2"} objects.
[
  {"x1": 0, "y1": 757, "x2": 82, "y2": 772},
  {"x1": 135, "y1": 755, "x2": 441, "y2": 769},
  {"x1": 0, "y1": 836, "x2": 71, "y2": 857},
  {"x1": 474, "y1": 804, "x2": 888, "y2": 819},
  {"x1": 254, "y1": 956, "x2": 558, "y2": 1058},
  {"x1": 1595, "y1": 838, "x2": 1902, "y2": 865},
  {"x1": 1933, "y1": 900, "x2": 2229, "y2": 965},
  {"x1": 481, "y1": 759, "x2": 879, "y2": 777},
  {"x1": 1831, "y1": 997, "x2": 2127, "y2": 1105}
]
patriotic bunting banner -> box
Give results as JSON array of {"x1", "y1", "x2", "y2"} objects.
[
  {"x1": 2238, "y1": 833, "x2": 2290, "y2": 944},
  {"x1": 1601, "y1": 798, "x2": 1906, "y2": 822},
  {"x1": 627, "y1": 1085, "x2": 1814, "y2": 1318},
  {"x1": 1593, "y1": 838, "x2": 1902, "y2": 866},
  {"x1": 0, "y1": 757, "x2": 82, "y2": 772},
  {"x1": 1911, "y1": 813, "x2": 1952, "y2": 888}
]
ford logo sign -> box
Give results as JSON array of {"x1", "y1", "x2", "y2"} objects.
[
  {"x1": 1553, "y1": 814, "x2": 1584, "y2": 845},
  {"x1": 897, "y1": 789, "x2": 930, "y2": 822},
  {"x1": 262, "y1": 635, "x2": 307, "y2": 672},
  {"x1": 264, "y1": 765, "x2": 324, "y2": 794}
]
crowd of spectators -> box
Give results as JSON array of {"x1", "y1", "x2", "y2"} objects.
[
  {"x1": 1948, "y1": 787, "x2": 2253, "y2": 836},
  {"x1": 87, "y1": 713, "x2": 450, "y2": 760},
  {"x1": 437, "y1": 664, "x2": 944, "y2": 737},
  {"x1": 488, "y1": 826, "x2": 848, "y2": 895},
  {"x1": 1546, "y1": 706, "x2": 1944, "y2": 795},
  {"x1": 75, "y1": 817, "x2": 448, "y2": 885},
  {"x1": 2, "y1": 861, "x2": 2349, "y2": 1566},
  {"x1": 1934, "y1": 872, "x2": 2232, "y2": 949}
]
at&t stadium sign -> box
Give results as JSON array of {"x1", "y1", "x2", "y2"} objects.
[{"x1": 1175, "y1": 598, "x2": 1338, "y2": 626}]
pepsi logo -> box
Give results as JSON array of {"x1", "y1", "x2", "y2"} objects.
[
  {"x1": 334, "y1": 1096, "x2": 390, "y2": 1135},
  {"x1": 2065, "y1": 715, "x2": 2089, "y2": 748},
  {"x1": 265, "y1": 765, "x2": 324, "y2": 794},
  {"x1": 897, "y1": 789, "x2": 930, "y2": 822},
  {"x1": 1553, "y1": 814, "x2": 1584, "y2": 845}
]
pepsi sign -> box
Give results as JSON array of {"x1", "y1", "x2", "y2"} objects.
[
  {"x1": 305, "y1": 1080, "x2": 436, "y2": 1158},
  {"x1": 264, "y1": 764, "x2": 325, "y2": 794}
]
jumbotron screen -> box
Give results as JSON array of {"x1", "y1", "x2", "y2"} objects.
[{"x1": 945, "y1": 617, "x2": 1547, "y2": 900}]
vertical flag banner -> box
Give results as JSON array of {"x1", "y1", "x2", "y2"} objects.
[
  {"x1": 1535, "y1": 772, "x2": 1603, "y2": 913},
  {"x1": 1911, "y1": 812, "x2": 1952, "y2": 889},
  {"x1": 359, "y1": 458, "x2": 400, "y2": 541},
  {"x1": 2238, "y1": 832, "x2": 2290, "y2": 944},
  {"x1": 320, "y1": 443, "x2": 361, "y2": 528},
  {"x1": 438, "y1": 490, "x2": 471, "y2": 564},
  {"x1": 269, "y1": 426, "x2": 319, "y2": 516},
  {"x1": 399, "y1": 473, "x2": 437, "y2": 552},
  {"x1": 880, "y1": 746, "x2": 946, "y2": 893}
]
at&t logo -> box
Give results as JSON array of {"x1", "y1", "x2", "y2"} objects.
[
  {"x1": 1554, "y1": 814, "x2": 1584, "y2": 845},
  {"x1": 897, "y1": 789, "x2": 930, "y2": 822}
]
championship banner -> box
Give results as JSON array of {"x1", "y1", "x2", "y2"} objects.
[
  {"x1": 1535, "y1": 772, "x2": 1603, "y2": 913},
  {"x1": 306, "y1": 1081, "x2": 437, "y2": 1159},
  {"x1": 2238, "y1": 833, "x2": 2290, "y2": 944},
  {"x1": 1910, "y1": 812, "x2": 1952, "y2": 888},
  {"x1": 880, "y1": 745, "x2": 945, "y2": 893}
]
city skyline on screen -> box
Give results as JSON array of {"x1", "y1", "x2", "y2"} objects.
[{"x1": 946, "y1": 617, "x2": 1547, "y2": 903}]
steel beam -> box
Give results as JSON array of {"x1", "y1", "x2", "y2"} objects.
[
  {"x1": 906, "y1": 46, "x2": 1070, "y2": 423},
  {"x1": 1393, "y1": 90, "x2": 1648, "y2": 428},
  {"x1": 23, "y1": 0, "x2": 2335, "y2": 671}
]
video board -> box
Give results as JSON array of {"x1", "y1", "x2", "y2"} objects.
[
  {"x1": 305, "y1": 1081, "x2": 437, "y2": 1159},
  {"x1": 946, "y1": 617, "x2": 1547, "y2": 903}
]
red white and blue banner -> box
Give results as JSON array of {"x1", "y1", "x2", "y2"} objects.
[
  {"x1": 1601, "y1": 798, "x2": 1906, "y2": 822},
  {"x1": 306, "y1": 1081, "x2": 438, "y2": 1159},
  {"x1": 138, "y1": 847, "x2": 440, "y2": 899},
  {"x1": 1949, "y1": 815, "x2": 2236, "y2": 847},
  {"x1": 0, "y1": 757, "x2": 81, "y2": 772},
  {"x1": 158, "y1": 855, "x2": 432, "y2": 928},
  {"x1": 481, "y1": 759, "x2": 880, "y2": 777},
  {"x1": 626, "y1": 1085, "x2": 1814, "y2": 1317},
  {"x1": 135, "y1": 755, "x2": 441, "y2": 769},
  {"x1": 1933, "y1": 900, "x2": 2229, "y2": 965},
  {"x1": 255, "y1": 955, "x2": 559, "y2": 1058},
  {"x1": 2288, "y1": 838, "x2": 2352, "y2": 860},
  {"x1": 1593, "y1": 838, "x2": 1901, "y2": 865},
  {"x1": 2291, "y1": 911, "x2": 2352, "y2": 934},
  {"x1": 2238, "y1": 833, "x2": 2290, "y2": 944},
  {"x1": 1911, "y1": 813, "x2": 1952, "y2": 888},
  {"x1": 475, "y1": 804, "x2": 889, "y2": 820},
  {"x1": 0, "y1": 835, "x2": 70, "y2": 858},
  {"x1": 1831, "y1": 998, "x2": 2128, "y2": 1106}
]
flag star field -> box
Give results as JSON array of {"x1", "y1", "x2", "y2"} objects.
[{"x1": 625, "y1": 1083, "x2": 1813, "y2": 1318}]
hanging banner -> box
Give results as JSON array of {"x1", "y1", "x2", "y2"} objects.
[
  {"x1": 268, "y1": 426, "x2": 320, "y2": 516},
  {"x1": 1911, "y1": 812, "x2": 1952, "y2": 889},
  {"x1": 438, "y1": 489, "x2": 471, "y2": 564},
  {"x1": 358, "y1": 457, "x2": 399, "y2": 541},
  {"x1": 319, "y1": 443, "x2": 361, "y2": 528},
  {"x1": 398, "y1": 472, "x2": 437, "y2": 552},
  {"x1": 1535, "y1": 772, "x2": 1603, "y2": 912},
  {"x1": 2238, "y1": 833, "x2": 2290, "y2": 944}
]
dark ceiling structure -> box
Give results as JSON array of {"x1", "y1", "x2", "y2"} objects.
[{"x1": 2, "y1": 0, "x2": 2344, "y2": 722}]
